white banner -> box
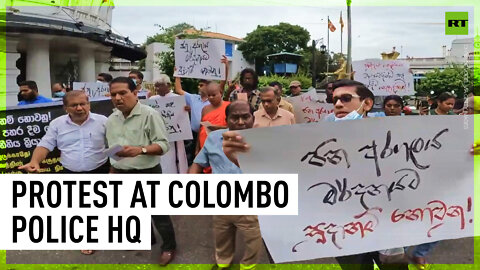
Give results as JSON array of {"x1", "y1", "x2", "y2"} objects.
[
  {"x1": 142, "y1": 96, "x2": 193, "y2": 142},
  {"x1": 287, "y1": 89, "x2": 334, "y2": 123},
  {"x1": 352, "y1": 60, "x2": 414, "y2": 96},
  {"x1": 174, "y1": 38, "x2": 226, "y2": 80},
  {"x1": 237, "y1": 115, "x2": 476, "y2": 263},
  {"x1": 72, "y1": 82, "x2": 110, "y2": 98},
  {"x1": 0, "y1": 174, "x2": 298, "y2": 250}
]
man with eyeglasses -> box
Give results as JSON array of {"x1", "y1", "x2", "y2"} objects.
[{"x1": 19, "y1": 90, "x2": 109, "y2": 173}]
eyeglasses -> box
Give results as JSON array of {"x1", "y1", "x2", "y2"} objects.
[{"x1": 333, "y1": 94, "x2": 361, "y2": 104}]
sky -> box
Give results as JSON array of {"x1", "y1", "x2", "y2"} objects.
[{"x1": 111, "y1": 6, "x2": 475, "y2": 61}]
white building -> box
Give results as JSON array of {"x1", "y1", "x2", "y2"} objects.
[
  {"x1": 4, "y1": 1, "x2": 146, "y2": 106},
  {"x1": 143, "y1": 28, "x2": 253, "y2": 82},
  {"x1": 400, "y1": 37, "x2": 477, "y2": 87}
]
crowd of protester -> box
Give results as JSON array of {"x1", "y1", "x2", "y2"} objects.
[{"x1": 15, "y1": 65, "x2": 478, "y2": 270}]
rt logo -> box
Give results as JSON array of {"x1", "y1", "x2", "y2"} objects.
[{"x1": 445, "y1": 12, "x2": 468, "y2": 35}]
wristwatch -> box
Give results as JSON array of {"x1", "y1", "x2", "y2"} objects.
[{"x1": 141, "y1": 147, "x2": 147, "y2": 155}]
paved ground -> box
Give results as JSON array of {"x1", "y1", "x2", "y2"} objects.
[{"x1": 6, "y1": 215, "x2": 475, "y2": 266}]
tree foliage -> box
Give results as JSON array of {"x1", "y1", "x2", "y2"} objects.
[
  {"x1": 238, "y1": 23, "x2": 310, "y2": 72},
  {"x1": 416, "y1": 65, "x2": 478, "y2": 98}
]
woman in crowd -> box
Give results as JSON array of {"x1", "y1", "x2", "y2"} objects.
[
  {"x1": 383, "y1": 95, "x2": 404, "y2": 116},
  {"x1": 429, "y1": 92, "x2": 456, "y2": 115}
]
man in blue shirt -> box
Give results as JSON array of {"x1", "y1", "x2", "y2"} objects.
[
  {"x1": 18, "y1": 80, "x2": 52, "y2": 105},
  {"x1": 189, "y1": 101, "x2": 262, "y2": 270}
]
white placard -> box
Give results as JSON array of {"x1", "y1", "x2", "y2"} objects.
[
  {"x1": 287, "y1": 89, "x2": 334, "y2": 123},
  {"x1": 72, "y1": 82, "x2": 110, "y2": 98},
  {"x1": 237, "y1": 115, "x2": 476, "y2": 263},
  {"x1": 353, "y1": 60, "x2": 414, "y2": 96},
  {"x1": 174, "y1": 39, "x2": 226, "y2": 80},
  {"x1": 142, "y1": 96, "x2": 193, "y2": 142}
]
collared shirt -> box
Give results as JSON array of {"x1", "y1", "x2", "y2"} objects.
[
  {"x1": 253, "y1": 107, "x2": 295, "y2": 128},
  {"x1": 229, "y1": 88, "x2": 262, "y2": 111},
  {"x1": 37, "y1": 113, "x2": 108, "y2": 172},
  {"x1": 194, "y1": 129, "x2": 242, "y2": 174},
  {"x1": 259, "y1": 97, "x2": 295, "y2": 114},
  {"x1": 106, "y1": 102, "x2": 170, "y2": 170},
  {"x1": 184, "y1": 92, "x2": 210, "y2": 132},
  {"x1": 18, "y1": 95, "x2": 53, "y2": 105}
]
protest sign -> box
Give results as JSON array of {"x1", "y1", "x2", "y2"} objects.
[
  {"x1": 0, "y1": 100, "x2": 114, "y2": 174},
  {"x1": 237, "y1": 115, "x2": 476, "y2": 262},
  {"x1": 174, "y1": 38, "x2": 226, "y2": 80},
  {"x1": 352, "y1": 60, "x2": 414, "y2": 96},
  {"x1": 73, "y1": 82, "x2": 110, "y2": 98},
  {"x1": 142, "y1": 95, "x2": 193, "y2": 142},
  {"x1": 287, "y1": 89, "x2": 334, "y2": 123}
]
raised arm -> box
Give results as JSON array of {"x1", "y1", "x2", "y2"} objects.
[
  {"x1": 174, "y1": 76, "x2": 186, "y2": 96},
  {"x1": 219, "y1": 55, "x2": 229, "y2": 95}
]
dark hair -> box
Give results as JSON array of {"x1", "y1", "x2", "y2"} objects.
[
  {"x1": 110, "y1": 76, "x2": 136, "y2": 91},
  {"x1": 383, "y1": 95, "x2": 404, "y2": 108},
  {"x1": 225, "y1": 100, "x2": 254, "y2": 118},
  {"x1": 18, "y1": 80, "x2": 38, "y2": 92},
  {"x1": 332, "y1": 79, "x2": 374, "y2": 102},
  {"x1": 269, "y1": 81, "x2": 283, "y2": 91},
  {"x1": 98, "y1": 73, "x2": 113, "y2": 82},
  {"x1": 129, "y1": 70, "x2": 144, "y2": 80},
  {"x1": 240, "y1": 68, "x2": 258, "y2": 89},
  {"x1": 63, "y1": 90, "x2": 89, "y2": 106},
  {"x1": 437, "y1": 92, "x2": 456, "y2": 103},
  {"x1": 454, "y1": 98, "x2": 465, "y2": 110}
]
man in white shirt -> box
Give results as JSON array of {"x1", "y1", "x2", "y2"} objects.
[
  {"x1": 149, "y1": 74, "x2": 188, "y2": 174},
  {"x1": 19, "y1": 90, "x2": 109, "y2": 173}
]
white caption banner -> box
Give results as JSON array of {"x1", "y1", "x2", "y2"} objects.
[
  {"x1": 142, "y1": 96, "x2": 193, "y2": 142},
  {"x1": 0, "y1": 174, "x2": 298, "y2": 250},
  {"x1": 174, "y1": 38, "x2": 225, "y2": 80},
  {"x1": 237, "y1": 115, "x2": 476, "y2": 263},
  {"x1": 352, "y1": 60, "x2": 414, "y2": 96}
]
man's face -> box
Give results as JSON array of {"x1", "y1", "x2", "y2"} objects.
[
  {"x1": 242, "y1": 73, "x2": 255, "y2": 90},
  {"x1": 333, "y1": 86, "x2": 369, "y2": 118},
  {"x1": 206, "y1": 84, "x2": 222, "y2": 106},
  {"x1": 128, "y1": 73, "x2": 142, "y2": 87},
  {"x1": 110, "y1": 82, "x2": 138, "y2": 113},
  {"x1": 227, "y1": 103, "x2": 254, "y2": 130},
  {"x1": 155, "y1": 82, "x2": 170, "y2": 96},
  {"x1": 289, "y1": 85, "x2": 301, "y2": 96},
  {"x1": 19, "y1": 85, "x2": 37, "y2": 101},
  {"x1": 261, "y1": 90, "x2": 279, "y2": 115},
  {"x1": 52, "y1": 84, "x2": 65, "y2": 93},
  {"x1": 65, "y1": 94, "x2": 90, "y2": 122},
  {"x1": 198, "y1": 82, "x2": 207, "y2": 95},
  {"x1": 326, "y1": 83, "x2": 333, "y2": 103}
]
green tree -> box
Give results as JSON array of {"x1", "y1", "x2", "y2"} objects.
[
  {"x1": 416, "y1": 65, "x2": 478, "y2": 98},
  {"x1": 238, "y1": 23, "x2": 310, "y2": 73}
]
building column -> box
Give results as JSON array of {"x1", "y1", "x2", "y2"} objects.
[
  {"x1": 5, "y1": 38, "x2": 21, "y2": 107},
  {"x1": 26, "y1": 36, "x2": 51, "y2": 99},
  {"x1": 78, "y1": 45, "x2": 96, "y2": 82}
]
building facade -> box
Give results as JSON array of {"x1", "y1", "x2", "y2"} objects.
[{"x1": 4, "y1": 1, "x2": 145, "y2": 106}]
